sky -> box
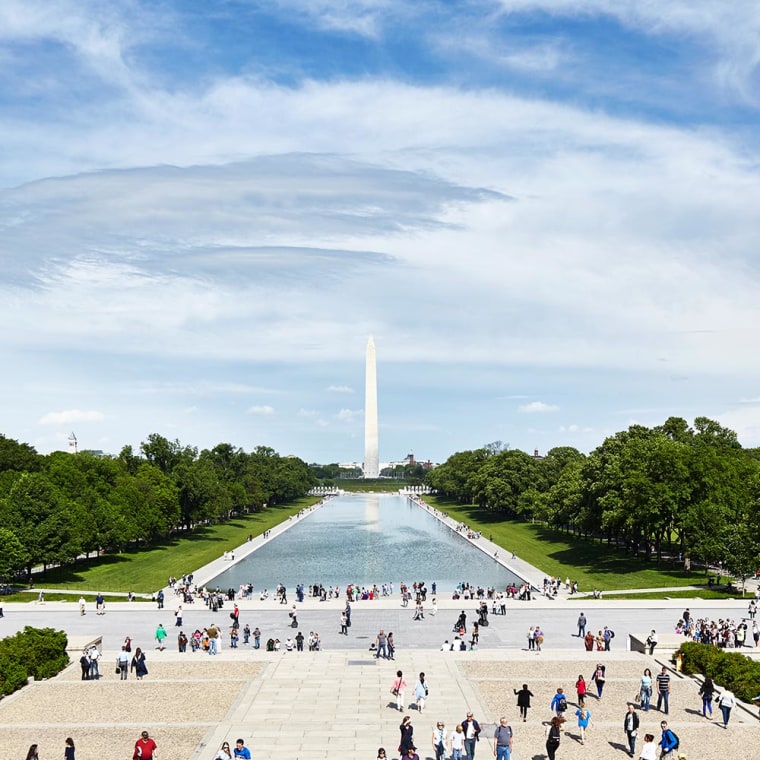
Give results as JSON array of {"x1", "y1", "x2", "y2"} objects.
[{"x1": 2, "y1": 0, "x2": 760, "y2": 465}]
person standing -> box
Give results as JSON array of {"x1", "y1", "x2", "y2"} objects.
[
  {"x1": 399, "y1": 716, "x2": 414, "y2": 755},
  {"x1": 575, "y1": 706, "x2": 591, "y2": 745},
  {"x1": 79, "y1": 650, "x2": 90, "y2": 680},
  {"x1": 717, "y1": 689, "x2": 736, "y2": 727},
  {"x1": 462, "y1": 711, "x2": 481, "y2": 760},
  {"x1": 155, "y1": 623, "x2": 167, "y2": 650},
  {"x1": 376, "y1": 630, "x2": 388, "y2": 659},
  {"x1": 545, "y1": 716, "x2": 562, "y2": 760},
  {"x1": 391, "y1": 670, "x2": 407, "y2": 712},
  {"x1": 207, "y1": 624, "x2": 219, "y2": 655},
  {"x1": 95, "y1": 592, "x2": 105, "y2": 615},
  {"x1": 157, "y1": 589, "x2": 164, "y2": 609},
  {"x1": 340, "y1": 611, "x2": 348, "y2": 635},
  {"x1": 432, "y1": 721, "x2": 447, "y2": 760},
  {"x1": 178, "y1": 631, "x2": 188, "y2": 652},
  {"x1": 656, "y1": 667, "x2": 671, "y2": 714},
  {"x1": 699, "y1": 676, "x2": 715, "y2": 718},
  {"x1": 640, "y1": 668, "x2": 653, "y2": 711},
  {"x1": 88, "y1": 645, "x2": 100, "y2": 680},
  {"x1": 78, "y1": 596, "x2": 86, "y2": 616},
  {"x1": 623, "y1": 703, "x2": 640, "y2": 757},
  {"x1": 584, "y1": 631, "x2": 595, "y2": 651},
  {"x1": 577, "y1": 613, "x2": 587, "y2": 638},
  {"x1": 414, "y1": 672, "x2": 428, "y2": 712},
  {"x1": 64, "y1": 737, "x2": 76, "y2": 760},
  {"x1": 514, "y1": 684, "x2": 533, "y2": 722},
  {"x1": 233, "y1": 738, "x2": 251, "y2": 759},
  {"x1": 492, "y1": 716, "x2": 513, "y2": 760},
  {"x1": 133, "y1": 731, "x2": 157, "y2": 760},
  {"x1": 527, "y1": 626, "x2": 535, "y2": 651},
  {"x1": 175, "y1": 605, "x2": 183, "y2": 627},
  {"x1": 253, "y1": 627, "x2": 261, "y2": 649},
  {"x1": 387, "y1": 632, "x2": 396, "y2": 660}
]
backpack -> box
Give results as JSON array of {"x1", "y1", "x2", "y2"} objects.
[
  {"x1": 666, "y1": 730, "x2": 679, "y2": 749},
  {"x1": 609, "y1": 630, "x2": 615, "y2": 638},
  {"x1": 557, "y1": 696, "x2": 568, "y2": 712}
]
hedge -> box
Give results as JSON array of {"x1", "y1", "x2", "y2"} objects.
[
  {"x1": 0, "y1": 626, "x2": 69, "y2": 696},
  {"x1": 677, "y1": 641, "x2": 760, "y2": 704}
]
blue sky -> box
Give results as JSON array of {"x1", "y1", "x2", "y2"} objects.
[{"x1": 2, "y1": 0, "x2": 760, "y2": 464}]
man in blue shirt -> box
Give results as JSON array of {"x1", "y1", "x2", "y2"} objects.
[
  {"x1": 659, "y1": 721, "x2": 678, "y2": 759},
  {"x1": 234, "y1": 738, "x2": 251, "y2": 759}
]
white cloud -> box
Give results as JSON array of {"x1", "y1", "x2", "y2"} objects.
[
  {"x1": 327, "y1": 385, "x2": 355, "y2": 394},
  {"x1": 337, "y1": 408, "x2": 362, "y2": 422},
  {"x1": 298, "y1": 408, "x2": 318, "y2": 417},
  {"x1": 246, "y1": 405, "x2": 275, "y2": 415},
  {"x1": 39, "y1": 409, "x2": 105, "y2": 425},
  {"x1": 518, "y1": 401, "x2": 559, "y2": 414}
]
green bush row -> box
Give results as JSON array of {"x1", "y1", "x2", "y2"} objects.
[
  {"x1": 0, "y1": 626, "x2": 69, "y2": 696},
  {"x1": 677, "y1": 641, "x2": 760, "y2": 704}
]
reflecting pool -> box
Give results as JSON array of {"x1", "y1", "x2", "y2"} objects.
[{"x1": 210, "y1": 493, "x2": 522, "y2": 590}]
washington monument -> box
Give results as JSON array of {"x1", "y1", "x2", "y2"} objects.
[{"x1": 364, "y1": 336, "x2": 379, "y2": 478}]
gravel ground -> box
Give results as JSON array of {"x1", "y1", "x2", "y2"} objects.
[
  {"x1": 467, "y1": 658, "x2": 758, "y2": 760},
  {"x1": 0, "y1": 661, "x2": 263, "y2": 760}
]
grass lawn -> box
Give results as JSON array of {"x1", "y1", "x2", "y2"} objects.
[
  {"x1": 26, "y1": 497, "x2": 319, "y2": 595},
  {"x1": 427, "y1": 497, "x2": 706, "y2": 592},
  {"x1": 336, "y1": 479, "x2": 407, "y2": 492},
  {"x1": 1, "y1": 592, "x2": 148, "y2": 603},
  {"x1": 585, "y1": 589, "x2": 754, "y2": 601}
]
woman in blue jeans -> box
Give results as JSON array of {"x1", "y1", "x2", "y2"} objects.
[
  {"x1": 640, "y1": 668, "x2": 653, "y2": 711},
  {"x1": 699, "y1": 676, "x2": 715, "y2": 717}
]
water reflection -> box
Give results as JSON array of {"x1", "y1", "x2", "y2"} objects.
[{"x1": 210, "y1": 494, "x2": 522, "y2": 591}]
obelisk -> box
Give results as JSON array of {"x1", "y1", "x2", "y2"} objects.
[{"x1": 364, "y1": 336, "x2": 379, "y2": 478}]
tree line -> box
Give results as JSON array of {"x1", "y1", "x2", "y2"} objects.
[
  {"x1": 426, "y1": 417, "x2": 760, "y2": 584},
  {"x1": 0, "y1": 433, "x2": 314, "y2": 580}
]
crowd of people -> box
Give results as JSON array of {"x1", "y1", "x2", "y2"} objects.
[{"x1": 676, "y1": 606, "x2": 760, "y2": 648}]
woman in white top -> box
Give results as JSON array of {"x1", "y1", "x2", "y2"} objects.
[
  {"x1": 718, "y1": 689, "x2": 736, "y2": 727},
  {"x1": 639, "y1": 732, "x2": 656, "y2": 760},
  {"x1": 214, "y1": 741, "x2": 232, "y2": 759},
  {"x1": 432, "y1": 721, "x2": 447, "y2": 760}
]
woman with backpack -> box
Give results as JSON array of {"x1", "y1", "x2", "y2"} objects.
[{"x1": 591, "y1": 664, "x2": 606, "y2": 698}]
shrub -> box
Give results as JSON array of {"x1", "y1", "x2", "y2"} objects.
[
  {"x1": 0, "y1": 626, "x2": 69, "y2": 695},
  {"x1": 678, "y1": 641, "x2": 760, "y2": 703}
]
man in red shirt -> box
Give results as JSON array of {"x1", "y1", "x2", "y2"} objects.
[{"x1": 133, "y1": 730, "x2": 157, "y2": 759}]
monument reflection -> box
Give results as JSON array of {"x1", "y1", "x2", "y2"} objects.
[{"x1": 210, "y1": 494, "x2": 522, "y2": 591}]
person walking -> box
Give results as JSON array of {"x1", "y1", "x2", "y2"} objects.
[
  {"x1": 133, "y1": 731, "x2": 157, "y2": 760},
  {"x1": 699, "y1": 676, "x2": 715, "y2": 718},
  {"x1": 25, "y1": 745, "x2": 39, "y2": 760},
  {"x1": 399, "y1": 716, "x2": 414, "y2": 756},
  {"x1": 545, "y1": 716, "x2": 562, "y2": 760},
  {"x1": 575, "y1": 706, "x2": 591, "y2": 745},
  {"x1": 717, "y1": 688, "x2": 736, "y2": 727},
  {"x1": 175, "y1": 604, "x2": 183, "y2": 627},
  {"x1": 575, "y1": 674, "x2": 587, "y2": 707},
  {"x1": 130, "y1": 647, "x2": 148, "y2": 680},
  {"x1": 391, "y1": 670, "x2": 407, "y2": 712},
  {"x1": 233, "y1": 738, "x2": 251, "y2": 759},
  {"x1": 550, "y1": 687, "x2": 568, "y2": 719},
  {"x1": 623, "y1": 703, "x2": 640, "y2": 757},
  {"x1": 514, "y1": 683, "x2": 534, "y2": 722},
  {"x1": 658, "y1": 721, "x2": 679, "y2": 759},
  {"x1": 340, "y1": 611, "x2": 348, "y2": 635},
  {"x1": 640, "y1": 668, "x2": 653, "y2": 711},
  {"x1": 78, "y1": 596, "x2": 86, "y2": 616},
  {"x1": 450, "y1": 725, "x2": 465, "y2": 760},
  {"x1": 116, "y1": 646, "x2": 129, "y2": 680},
  {"x1": 656, "y1": 667, "x2": 671, "y2": 714},
  {"x1": 414, "y1": 672, "x2": 428, "y2": 712},
  {"x1": 155, "y1": 623, "x2": 167, "y2": 650},
  {"x1": 493, "y1": 716, "x2": 513, "y2": 760},
  {"x1": 462, "y1": 711, "x2": 482, "y2": 760},
  {"x1": 577, "y1": 613, "x2": 587, "y2": 638},
  {"x1": 527, "y1": 626, "x2": 535, "y2": 651},
  {"x1": 646, "y1": 630, "x2": 657, "y2": 655},
  {"x1": 432, "y1": 721, "x2": 448, "y2": 760},
  {"x1": 591, "y1": 664, "x2": 606, "y2": 698},
  {"x1": 387, "y1": 632, "x2": 396, "y2": 660},
  {"x1": 639, "y1": 733, "x2": 657, "y2": 760}
]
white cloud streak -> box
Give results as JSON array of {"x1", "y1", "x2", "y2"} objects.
[{"x1": 39, "y1": 409, "x2": 105, "y2": 425}]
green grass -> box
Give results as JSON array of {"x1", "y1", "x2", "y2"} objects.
[
  {"x1": 427, "y1": 497, "x2": 706, "y2": 592},
  {"x1": 585, "y1": 589, "x2": 751, "y2": 601},
  {"x1": 25, "y1": 497, "x2": 319, "y2": 594},
  {"x1": 1, "y1": 592, "x2": 149, "y2": 603}
]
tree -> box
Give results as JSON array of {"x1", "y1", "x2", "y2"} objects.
[{"x1": 0, "y1": 528, "x2": 26, "y2": 581}]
